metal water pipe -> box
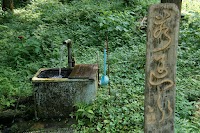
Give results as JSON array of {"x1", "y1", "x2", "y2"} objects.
[{"x1": 63, "y1": 39, "x2": 73, "y2": 69}]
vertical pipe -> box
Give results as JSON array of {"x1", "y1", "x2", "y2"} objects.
[
  {"x1": 103, "y1": 48, "x2": 107, "y2": 76},
  {"x1": 106, "y1": 36, "x2": 111, "y2": 95},
  {"x1": 68, "y1": 45, "x2": 72, "y2": 69},
  {"x1": 97, "y1": 51, "x2": 100, "y2": 84},
  {"x1": 63, "y1": 39, "x2": 72, "y2": 69}
]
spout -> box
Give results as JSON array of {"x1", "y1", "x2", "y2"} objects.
[{"x1": 63, "y1": 39, "x2": 73, "y2": 69}]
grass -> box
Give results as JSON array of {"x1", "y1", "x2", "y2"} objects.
[{"x1": 0, "y1": 0, "x2": 199, "y2": 132}]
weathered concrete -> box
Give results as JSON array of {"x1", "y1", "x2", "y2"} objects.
[{"x1": 32, "y1": 65, "x2": 98, "y2": 119}]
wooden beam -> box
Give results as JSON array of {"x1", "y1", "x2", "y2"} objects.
[{"x1": 144, "y1": 3, "x2": 180, "y2": 133}]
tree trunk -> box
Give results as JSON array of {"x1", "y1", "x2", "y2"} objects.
[
  {"x1": 161, "y1": 0, "x2": 182, "y2": 12},
  {"x1": 2, "y1": 0, "x2": 14, "y2": 11}
]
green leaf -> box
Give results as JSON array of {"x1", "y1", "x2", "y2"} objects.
[
  {"x1": 87, "y1": 109, "x2": 94, "y2": 114},
  {"x1": 103, "y1": 120, "x2": 110, "y2": 124},
  {"x1": 115, "y1": 26, "x2": 123, "y2": 31},
  {"x1": 77, "y1": 109, "x2": 85, "y2": 112}
]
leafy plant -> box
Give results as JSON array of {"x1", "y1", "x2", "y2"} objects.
[{"x1": 71, "y1": 103, "x2": 95, "y2": 122}]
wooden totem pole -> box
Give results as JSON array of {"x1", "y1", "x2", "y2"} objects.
[{"x1": 145, "y1": 3, "x2": 180, "y2": 133}]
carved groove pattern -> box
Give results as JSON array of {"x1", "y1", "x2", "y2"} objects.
[{"x1": 149, "y1": 9, "x2": 174, "y2": 123}]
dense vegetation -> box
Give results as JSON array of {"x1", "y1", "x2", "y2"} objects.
[{"x1": 0, "y1": 0, "x2": 199, "y2": 132}]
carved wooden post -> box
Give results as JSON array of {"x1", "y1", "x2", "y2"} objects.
[{"x1": 144, "y1": 3, "x2": 180, "y2": 133}]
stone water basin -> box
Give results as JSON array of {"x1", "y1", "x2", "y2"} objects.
[{"x1": 32, "y1": 64, "x2": 98, "y2": 119}]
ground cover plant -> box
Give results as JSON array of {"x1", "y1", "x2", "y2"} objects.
[{"x1": 0, "y1": 0, "x2": 199, "y2": 132}]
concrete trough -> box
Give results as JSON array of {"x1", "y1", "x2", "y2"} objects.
[{"x1": 32, "y1": 64, "x2": 98, "y2": 119}]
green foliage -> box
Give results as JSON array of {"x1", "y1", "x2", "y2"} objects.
[
  {"x1": 71, "y1": 103, "x2": 95, "y2": 122},
  {"x1": 0, "y1": 0, "x2": 199, "y2": 132},
  {"x1": 0, "y1": 67, "x2": 32, "y2": 110},
  {"x1": 174, "y1": 2, "x2": 200, "y2": 132}
]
